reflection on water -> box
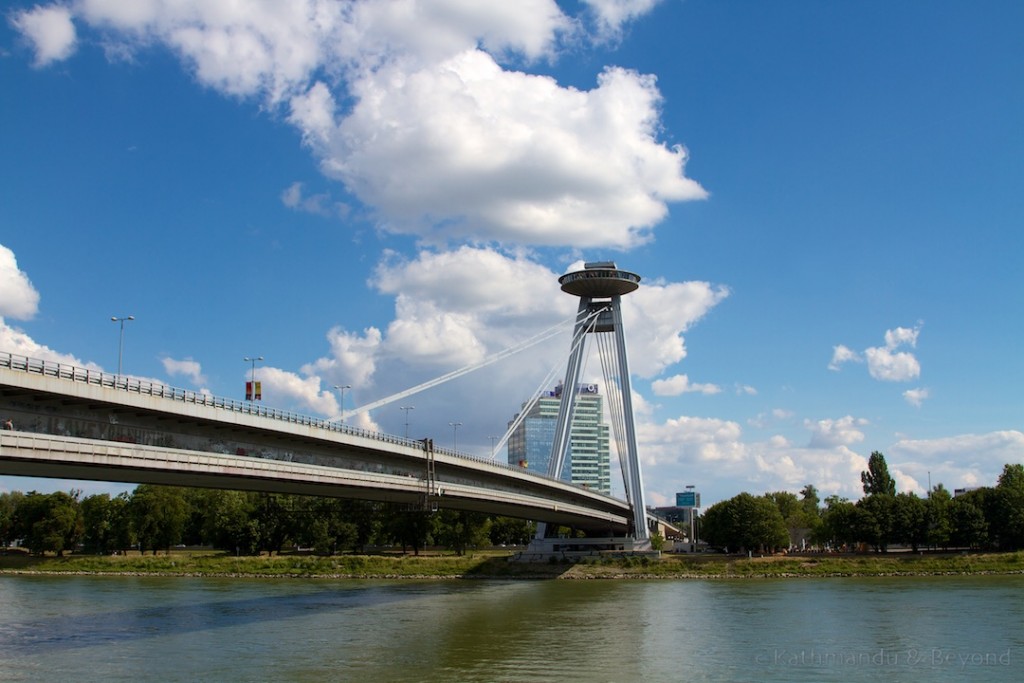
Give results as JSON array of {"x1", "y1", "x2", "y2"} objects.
[{"x1": 0, "y1": 575, "x2": 1021, "y2": 682}]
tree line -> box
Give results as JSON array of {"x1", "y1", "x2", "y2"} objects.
[
  {"x1": 700, "y1": 453, "x2": 1024, "y2": 554},
  {"x1": 0, "y1": 485, "x2": 537, "y2": 557}
]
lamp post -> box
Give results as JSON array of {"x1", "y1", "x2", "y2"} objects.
[
  {"x1": 489, "y1": 435, "x2": 497, "y2": 458},
  {"x1": 334, "y1": 384, "x2": 351, "y2": 423},
  {"x1": 449, "y1": 421, "x2": 462, "y2": 451},
  {"x1": 110, "y1": 315, "x2": 134, "y2": 381},
  {"x1": 400, "y1": 406, "x2": 415, "y2": 439},
  {"x1": 686, "y1": 484, "x2": 697, "y2": 547},
  {"x1": 243, "y1": 356, "x2": 263, "y2": 401}
]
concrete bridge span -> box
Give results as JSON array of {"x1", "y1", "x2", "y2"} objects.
[{"x1": 0, "y1": 353, "x2": 631, "y2": 533}]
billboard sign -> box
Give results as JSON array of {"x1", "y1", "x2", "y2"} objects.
[{"x1": 676, "y1": 491, "x2": 700, "y2": 508}]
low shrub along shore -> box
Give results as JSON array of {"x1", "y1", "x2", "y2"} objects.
[{"x1": 2, "y1": 549, "x2": 1023, "y2": 580}]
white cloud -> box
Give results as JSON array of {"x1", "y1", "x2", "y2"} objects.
[
  {"x1": 889, "y1": 430, "x2": 1024, "y2": 494},
  {"x1": 0, "y1": 245, "x2": 41, "y2": 320},
  {"x1": 637, "y1": 413, "x2": 873, "y2": 506},
  {"x1": 255, "y1": 365, "x2": 339, "y2": 418},
  {"x1": 864, "y1": 346, "x2": 920, "y2": 382},
  {"x1": 651, "y1": 373, "x2": 721, "y2": 396},
  {"x1": 884, "y1": 326, "x2": 920, "y2": 349},
  {"x1": 49, "y1": 1, "x2": 704, "y2": 249},
  {"x1": 280, "y1": 181, "x2": 349, "y2": 218},
  {"x1": 161, "y1": 357, "x2": 207, "y2": 387},
  {"x1": 582, "y1": 0, "x2": 662, "y2": 39},
  {"x1": 833, "y1": 325, "x2": 922, "y2": 382},
  {"x1": 309, "y1": 54, "x2": 706, "y2": 248},
  {"x1": 624, "y1": 279, "x2": 729, "y2": 378},
  {"x1": 736, "y1": 384, "x2": 757, "y2": 396},
  {"x1": 11, "y1": 5, "x2": 77, "y2": 66},
  {"x1": 828, "y1": 344, "x2": 860, "y2": 371},
  {"x1": 804, "y1": 415, "x2": 869, "y2": 449},
  {"x1": 903, "y1": 387, "x2": 930, "y2": 407}
]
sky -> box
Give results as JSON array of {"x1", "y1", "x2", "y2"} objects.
[{"x1": 2, "y1": 0, "x2": 1022, "y2": 509}]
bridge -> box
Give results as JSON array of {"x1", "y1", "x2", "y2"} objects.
[{"x1": 0, "y1": 352, "x2": 634, "y2": 535}]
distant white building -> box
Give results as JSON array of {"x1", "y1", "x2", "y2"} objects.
[{"x1": 507, "y1": 382, "x2": 611, "y2": 494}]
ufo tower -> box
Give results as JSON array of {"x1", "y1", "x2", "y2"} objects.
[{"x1": 536, "y1": 261, "x2": 649, "y2": 547}]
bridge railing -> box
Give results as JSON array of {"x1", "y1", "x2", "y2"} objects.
[{"x1": 0, "y1": 351, "x2": 534, "y2": 478}]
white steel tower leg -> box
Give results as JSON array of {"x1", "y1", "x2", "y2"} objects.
[
  {"x1": 533, "y1": 262, "x2": 648, "y2": 547},
  {"x1": 534, "y1": 298, "x2": 591, "y2": 541},
  {"x1": 611, "y1": 294, "x2": 648, "y2": 539}
]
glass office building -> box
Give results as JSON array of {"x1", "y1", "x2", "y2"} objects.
[{"x1": 507, "y1": 383, "x2": 611, "y2": 494}]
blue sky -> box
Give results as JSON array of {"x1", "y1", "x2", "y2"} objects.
[{"x1": 2, "y1": 0, "x2": 1022, "y2": 507}]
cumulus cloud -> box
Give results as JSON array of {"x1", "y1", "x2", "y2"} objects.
[
  {"x1": 582, "y1": 0, "x2": 663, "y2": 39},
  {"x1": 832, "y1": 325, "x2": 922, "y2": 382},
  {"x1": 828, "y1": 344, "x2": 860, "y2": 371},
  {"x1": 889, "y1": 430, "x2": 1024, "y2": 494},
  {"x1": 903, "y1": 387, "x2": 930, "y2": 407},
  {"x1": 651, "y1": 373, "x2": 721, "y2": 396},
  {"x1": 161, "y1": 357, "x2": 207, "y2": 387},
  {"x1": 804, "y1": 415, "x2": 869, "y2": 449},
  {"x1": 0, "y1": 245, "x2": 41, "y2": 320},
  {"x1": 27, "y1": 1, "x2": 699, "y2": 249},
  {"x1": 280, "y1": 181, "x2": 349, "y2": 218},
  {"x1": 637, "y1": 413, "x2": 873, "y2": 505},
  {"x1": 11, "y1": 4, "x2": 77, "y2": 66}
]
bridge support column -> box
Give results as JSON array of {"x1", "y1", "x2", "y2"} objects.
[{"x1": 532, "y1": 262, "x2": 650, "y2": 551}]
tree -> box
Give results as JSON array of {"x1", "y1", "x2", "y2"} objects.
[
  {"x1": 488, "y1": 516, "x2": 535, "y2": 547},
  {"x1": 819, "y1": 496, "x2": 857, "y2": 550},
  {"x1": 255, "y1": 493, "x2": 297, "y2": 555},
  {"x1": 950, "y1": 491, "x2": 989, "y2": 549},
  {"x1": 861, "y1": 451, "x2": 896, "y2": 496},
  {"x1": 891, "y1": 492, "x2": 927, "y2": 551},
  {"x1": 799, "y1": 484, "x2": 823, "y2": 546},
  {"x1": 855, "y1": 494, "x2": 895, "y2": 552},
  {"x1": 435, "y1": 510, "x2": 491, "y2": 555},
  {"x1": 81, "y1": 493, "x2": 117, "y2": 554},
  {"x1": 0, "y1": 491, "x2": 25, "y2": 548},
  {"x1": 991, "y1": 464, "x2": 1024, "y2": 550},
  {"x1": 700, "y1": 493, "x2": 788, "y2": 553},
  {"x1": 382, "y1": 506, "x2": 437, "y2": 555},
  {"x1": 924, "y1": 484, "x2": 953, "y2": 549},
  {"x1": 130, "y1": 485, "x2": 189, "y2": 554},
  {"x1": 202, "y1": 490, "x2": 260, "y2": 555},
  {"x1": 14, "y1": 491, "x2": 82, "y2": 556},
  {"x1": 765, "y1": 491, "x2": 804, "y2": 548}
]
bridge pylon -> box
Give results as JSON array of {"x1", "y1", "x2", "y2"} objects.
[{"x1": 529, "y1": 261, "x2": 650, "y2": 553}]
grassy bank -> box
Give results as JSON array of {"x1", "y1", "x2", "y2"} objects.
[{"x1": 3, "y1": 549, "x2": 1024, "y2": 579}]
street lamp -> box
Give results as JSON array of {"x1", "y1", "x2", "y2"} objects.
[
  {"x1": 449, "y1": 421, "x2": 462, "y2": 451},
  {"x1": 243, "y1": 356, "x2": 263, "y2": 401},
  {"x1": 400, "y1": 406, "x2": 415, "y2": 439},
  {"x1": 489, "y1": 435, "x2": 497, "y2": 458},
  {"x1": 110, "y1": 315, "x2": 134, "y2": 380},
  {"x1": 686, "y1": 484, "x2": 698, "y2": 547},
  {"x1": 334, "y1": 384, "x2": 351, "y2": 423}
]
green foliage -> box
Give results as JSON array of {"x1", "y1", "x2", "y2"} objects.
[
  {"x1": 861, "y1": 451, "x2": 896, "y2": 496},
  {"x1": 488, "y1": 516, "x2": 535, "y2": 546},
  {"x1": 701, "y1": 493, "x2": 788, "y2": 552},
  {"x1": 13, "y1": 491, "x2": 82, "y2": 556},
  {"x1": 435, "y1": 510, "x2": 491, "y2": 555},
  {"x1": 130, "y1": 485, "x2": 188, "y2": 554},
  {"x1": 0, "y1": 491, "x2": 25, "y2": 548}
]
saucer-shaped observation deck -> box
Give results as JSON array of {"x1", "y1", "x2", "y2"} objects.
[{"x1": 558, "y1": 261, "x2": 641, "y2": 298}]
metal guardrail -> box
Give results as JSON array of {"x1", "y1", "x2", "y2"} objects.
[{"x1": 0, "y1": 351, "x2": 532, "y2": 477}]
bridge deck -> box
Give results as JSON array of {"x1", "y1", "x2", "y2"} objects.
[{"x1": 0, "y1": 353, "x2": 632, "y2": 533}]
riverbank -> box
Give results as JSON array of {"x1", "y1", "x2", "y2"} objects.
[{"x1": 3, "y1": 549, "x2": 1023, "y2": 579}]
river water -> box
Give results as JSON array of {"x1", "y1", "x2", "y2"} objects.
[{"x1": 0, "y1": 574, "x2": 1020, "y2": 682}]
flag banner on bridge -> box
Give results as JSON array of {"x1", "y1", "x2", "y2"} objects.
[{"x1": 245, "y1": 381, "x2": 262, "y2": 401}]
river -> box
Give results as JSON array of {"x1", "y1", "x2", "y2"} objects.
[{"x1": 0, "y1": 574, "x2": 1020, "y2": 682}]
